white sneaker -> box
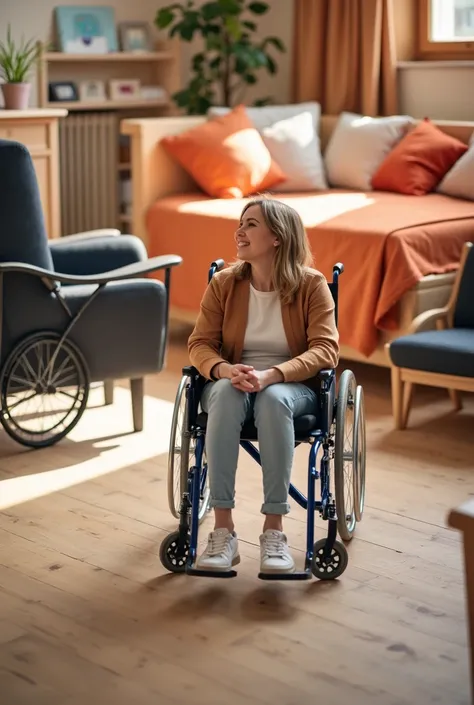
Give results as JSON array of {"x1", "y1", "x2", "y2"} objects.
[
  {"x1": 260, "y1": 530, "x2": 295, "y2": 574},
  {"x1": 196, "y1": 528, "x2": 240, "y2": 572}
]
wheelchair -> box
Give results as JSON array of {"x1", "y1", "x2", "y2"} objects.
[{"x1": 160, "y1": 259, "x2": 366, "y2": 581}]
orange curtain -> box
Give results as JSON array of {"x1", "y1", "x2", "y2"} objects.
[{"x1": 292, "y1": 0, "x2": 397, "y2": 116}]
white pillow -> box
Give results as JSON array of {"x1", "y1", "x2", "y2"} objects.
[
  {"x1": 208, "y1": 101, "x2": 321, "y2": 131},
  {"x1": 437, "y1": 131, "x2": 474, "y2": 201},
  {"x1": 324, "y1": 112, "x2": 414, "y2": 191},
  {"x1": 261, "y1": 111, "x2": 327, "y2": 191},
  {"x1": 208, "y1": 102, "x2": 326, "y2": 192}
]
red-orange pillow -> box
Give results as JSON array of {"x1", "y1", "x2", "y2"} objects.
[
  {"x1": 161, "y1": 104, "x2": 286, "y2": 198},
  {"x1": 371, "y1": 118, "x2": 468, "y2": 195}
]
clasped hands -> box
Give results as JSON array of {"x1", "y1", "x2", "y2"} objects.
[
  {"x1": 231, "y1": 364, "x2": 267, "y2": 392},
  {"x1": 214, "y1": 362, "x2": 283, "y2": 392}
]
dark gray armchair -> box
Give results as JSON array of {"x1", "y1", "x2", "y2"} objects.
[
  {"x1": 387, "y1": 241, "x2": 474, "y2": 429},
  {"x1": 0, "y1": 138, "x2": 181, "y2": 448}
]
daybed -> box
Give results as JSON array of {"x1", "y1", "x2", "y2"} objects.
[{"x1": 121, "y1": 111, "x2": 474, "y2": 367}]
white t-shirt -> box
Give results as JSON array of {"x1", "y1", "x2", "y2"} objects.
[{"x1": 240, "y1": 284, "x2": 291, "y2": 371}]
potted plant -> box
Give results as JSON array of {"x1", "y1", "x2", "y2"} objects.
[
  {"x1": 155, "y1": 0, "x2": 285, "y2": 115},
  {"x1": 0, "y1": 26, "x2": 43, "y2": 110}
]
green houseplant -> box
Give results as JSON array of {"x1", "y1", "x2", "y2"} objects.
[
  {"x1": 0, "y1": 26, "x2": 43, "y2": 110},
  {"x1": 155, "y1": 0, "x2": 285, "y2": 114}
]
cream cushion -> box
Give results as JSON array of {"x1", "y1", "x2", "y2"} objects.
[
  {"x1": 324, "y1": 112, "x2": 414, "y2": 191},
  {"x1": 437, "y1": 131, "x2": 474, "y2": 201},
  {"x1": 261, "y1": 111, "x2": 327, "y2": 191}
]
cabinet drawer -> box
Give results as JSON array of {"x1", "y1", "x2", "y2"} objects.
[{"x1": 0, "y1": 123, "x2": 48, "y2": 150}]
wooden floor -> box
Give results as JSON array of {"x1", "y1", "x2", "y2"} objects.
[{"x1": 0, "y1": 328, "x2": 473, "y2": 705}]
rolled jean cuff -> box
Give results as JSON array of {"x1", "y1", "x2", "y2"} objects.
[
  {"x1": 210, "y1": 498, "x2": 235, "y2": 509},
  {"x1": 261, "y1": 501, "x2": 290, "y2": 515}
]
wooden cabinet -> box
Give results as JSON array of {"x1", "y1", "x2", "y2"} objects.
[{"x1": 0, "y1": 109, "x2": 68, "y2": 238}]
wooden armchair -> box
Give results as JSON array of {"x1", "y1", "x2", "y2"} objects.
[{"x1": 387, "y1": 241, "x2": 474, "y2": 429}]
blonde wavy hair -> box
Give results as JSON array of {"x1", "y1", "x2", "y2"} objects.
[{"x1": 232, "y1": 197, "x2": 313, "y2": 304}]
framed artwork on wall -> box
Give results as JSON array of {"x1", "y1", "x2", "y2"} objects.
[{"x1": 55, "y1": 6, "x2": 118, "y2": 54}]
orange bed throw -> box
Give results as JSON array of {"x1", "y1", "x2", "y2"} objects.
[{"x1": 146, "y1": 190, "x2": 474, "y2": 357}]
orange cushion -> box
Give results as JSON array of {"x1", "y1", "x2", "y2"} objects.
[
  {"x1": 161, "y1": 104, "x2": 286, "y2": 199},
  {"x1": 371, "y1": 118, "x2": 468, "y2": 196}
]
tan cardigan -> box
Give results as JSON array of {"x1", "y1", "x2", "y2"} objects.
[{"x1": 188, "y1": 267, "x2": 340, "y2": 389}]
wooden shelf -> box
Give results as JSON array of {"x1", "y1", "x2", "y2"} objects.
[
  {"x1": 39, "y1": 39, "x2": 180, "y2": 236},
  {"x1": 44, "y1": 51, "x2": 174, "y2": 63},
  {"x1": 45, "y1": 98, "x2": 170, "y2": 111}
]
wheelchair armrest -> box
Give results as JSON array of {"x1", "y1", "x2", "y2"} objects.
[
  {"x1": 182, "y1": 365, "x2": 200, "y2": 377},
  {"x1": 0, "y1": 254, "x2": 182, "y2": 286},
  {"x1": 318, "y1": 369, "x2": 335, "y2": 387},
  {"x1": 318, "y1": 369, "x2": 336, "y2": 435}
]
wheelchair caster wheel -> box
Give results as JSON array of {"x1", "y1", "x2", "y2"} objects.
[
  {"x1": 159, "y1": 531, "x2": 189, "y2": 574},
  {"x1": 311, "y1": 538, "x2": 348, "y2": 580}
]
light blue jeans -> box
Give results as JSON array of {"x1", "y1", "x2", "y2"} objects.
[{"x1": 200, "y1": 379, "x2": 318, "y2": 515}]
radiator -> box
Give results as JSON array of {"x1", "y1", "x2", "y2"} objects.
[{"x1": 59, "y1": 112, "x2": 118, "y2": 236}]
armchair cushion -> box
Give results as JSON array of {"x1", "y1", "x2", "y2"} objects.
[
  {"x1": 0, "y1": 140, "x2": 54, "y2": 270},
  {"x1": 389, "y1": 329, "x2": 474, "y2": 377},
  {"x1": 63, "y1": 280, "x2": 168, "y2": 381},
  {"x1": 2, "y1": 279, "x2": 169, "y2": 382},
  {"x1": 49, "y1": 234, "x2": 148, "y2": 276},
  {"x1": 453, "y1": 243, "x2": 474, "y2": 329}
]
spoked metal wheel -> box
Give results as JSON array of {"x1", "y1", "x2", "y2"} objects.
[
  {"x1": 353, "y1": 385, "x2": 366, "y2": 522},
  {"x1": 334, "y1": 369, "x2": 357, "y2": 541},
  {"x1": 167, "y1": 376, "x2": 210, "y2": 523},
  {"x1": 0, "y1": 332, "x2": 89, "y2": 448}
]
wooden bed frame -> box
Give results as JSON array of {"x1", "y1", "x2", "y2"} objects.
[{"x1": 120, "y1": 114, "x2": 474, "y2": 367}]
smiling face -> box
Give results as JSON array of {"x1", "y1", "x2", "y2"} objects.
[{"x1": 235, "y1": 204, "x2": 278, "y2": 264}]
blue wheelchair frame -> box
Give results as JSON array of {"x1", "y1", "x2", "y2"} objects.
[{"x1": 172, "y1": 259, "x2": 345, "y2": 581}]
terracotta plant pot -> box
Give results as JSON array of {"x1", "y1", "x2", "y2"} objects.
[{"x1": 1, "y1": 82, "x2": 31, "y2": 110}]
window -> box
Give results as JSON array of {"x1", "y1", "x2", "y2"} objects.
[{"x1": 418, "y1": 0, "x2": 474, "y2": 58}]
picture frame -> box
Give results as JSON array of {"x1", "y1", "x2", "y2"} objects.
[
  {"x1": 109, "y1": 79, "x2": 141, "y2": 101},
  {"x1": 119, "y1": 22, "x2": 153, "y2": 53},
  {"x1": 48, "y1": 81, "x2": 78, "y2": 102},
  {"x1": 78, "y1": 79, "x2": 106, "y2": 102},
  {"x1": 55, "y1": 6, "x2": 118, "y2": 54}
]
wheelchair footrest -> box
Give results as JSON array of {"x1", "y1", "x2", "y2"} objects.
[
  {"x1": 185, "y1": 566, "x2": 237, "y2": 578},
  {"x1": 258, "y1": 570, "x2": 312, "y2": 581}
]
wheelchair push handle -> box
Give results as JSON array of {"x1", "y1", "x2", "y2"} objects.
[{"x1": 208, "y1": 258, "x2": 226, "y2": 283}]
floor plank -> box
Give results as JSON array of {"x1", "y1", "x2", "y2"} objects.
[{"x1": 0, "y1": 331, "x2": 472, "y2": 705}]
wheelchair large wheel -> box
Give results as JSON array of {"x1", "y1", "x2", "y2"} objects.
[
  {"x1": 167, "y1": 375, "x2": 210, "y2": 523},
  {"x1": 334, "y1": 369, "x2": 358, "y2": 541},
  {"x1": 353, "y1": 384, "x2": 366, "y2": 522},
  {"x1": 0, "y1": 332, "x2": 89, "y2": 449}
]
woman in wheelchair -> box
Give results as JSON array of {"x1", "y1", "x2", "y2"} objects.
[{"x1": 187, "y1": 198, "x2": 340, "y2": 575}]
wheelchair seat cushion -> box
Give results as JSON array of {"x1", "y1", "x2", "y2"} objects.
[
  {"x1": 389, "y1": 328, "x2": 474, "y2": 378},
  {"x1": 195, "y1": 411, "x2": 320, "y2": 441}
]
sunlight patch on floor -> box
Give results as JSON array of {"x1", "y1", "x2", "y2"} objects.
[{"x1": 0, "y1": 386, "x2": 174, "y2": 510}]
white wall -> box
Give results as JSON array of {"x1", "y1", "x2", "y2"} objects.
[
  {"x1": 0, "y1": 0, "x2": 294, "y2": 108},
  {"x1": 8, "y1": 1, "x2": 472, "y2": 120},
  {"x1": 398, "y1": 61, "x2": 474, "y2": 121}
]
